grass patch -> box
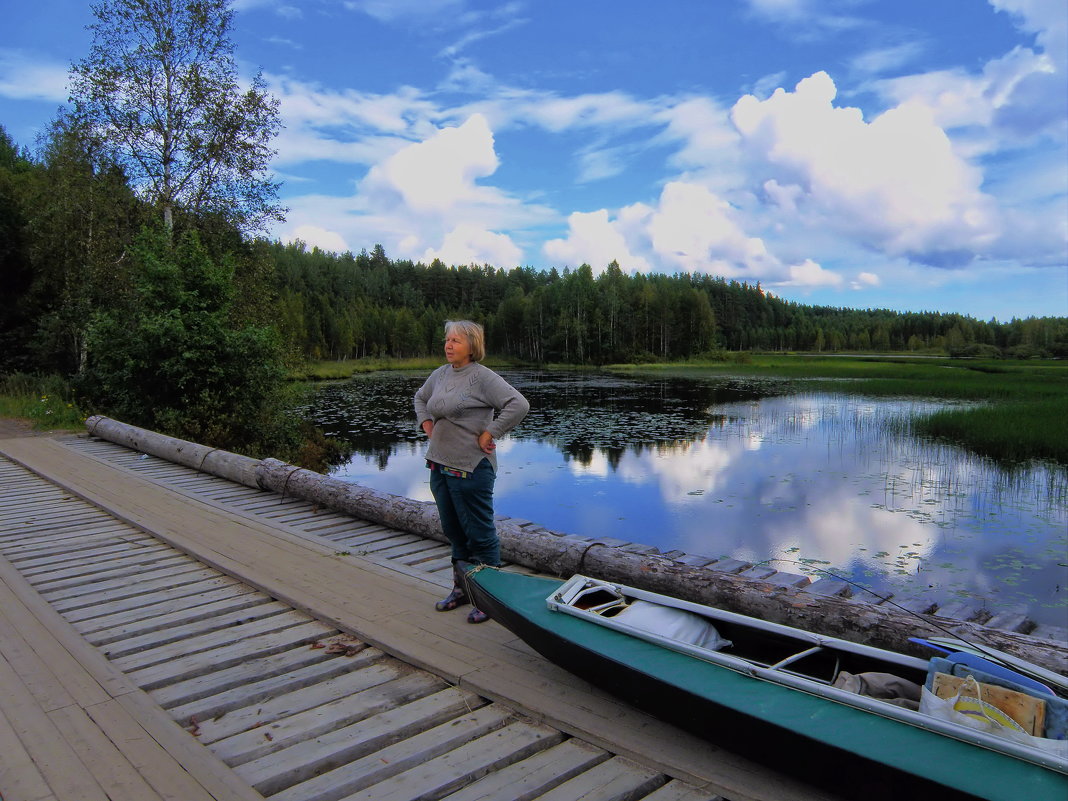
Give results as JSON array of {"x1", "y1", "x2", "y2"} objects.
[
  {"x1": 914, "y1": 398, "x2": 1068, "y2": 464},
  {"x1": 0, "y1": 373, "x2": 87, "y2": 431}
]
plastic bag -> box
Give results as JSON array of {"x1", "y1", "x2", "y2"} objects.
[{"x1": 919, "y1": 677, "x2": 1068, "y2": 758}]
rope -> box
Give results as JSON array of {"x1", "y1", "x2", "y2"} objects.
[
  {"x1": 280, "y1": 465, "x2": 304, "y2": 501},
  {"x1": 196, "y1": 448, "x2": 220, "y2": 472},
  {"x1": 577, "y1": 541, "x2": 607, "y2": 573}
]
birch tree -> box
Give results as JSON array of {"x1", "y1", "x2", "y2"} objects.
[{"x1": 69, "y1": 0, "x2": 284, "y2": 236}]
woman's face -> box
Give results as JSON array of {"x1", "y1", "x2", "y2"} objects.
[{"x1": 444, "y1": 329, "x2": 472, "y2": 367}]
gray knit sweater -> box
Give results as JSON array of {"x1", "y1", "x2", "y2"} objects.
[{"x1": 413, "y1": 362, "x2": 530, "y2": 473}]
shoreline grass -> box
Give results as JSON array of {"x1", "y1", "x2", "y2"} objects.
[{"x1": 612, "y1": 354, "x2": 1068, "y2": 466}]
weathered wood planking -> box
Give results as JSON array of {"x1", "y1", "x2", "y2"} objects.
[
  {"x1": 0, "y1": 435, "x2": 845, "y2": 801},
  {"x1": 0, "y1": 555, "x2": 263, "y2": 801}
]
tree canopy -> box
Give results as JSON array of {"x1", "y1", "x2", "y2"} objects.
[{"x1": 69, "y1": 0, "x2": 283, "y2": 235}]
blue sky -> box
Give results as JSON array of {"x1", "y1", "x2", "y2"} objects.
[{"x1": 2, "y1": 0, "x2": 1066, "y2": 321}]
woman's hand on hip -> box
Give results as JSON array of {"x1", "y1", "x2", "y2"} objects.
[
  {"x1": 478, "y1": 431, "x2": 496, "y2": 453},
  {"x1": 421, "y1": 420, "x2": 434, "y2": 438}
]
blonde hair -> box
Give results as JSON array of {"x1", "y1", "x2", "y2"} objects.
[{"x1": 445, "y1": 320, "x2": 485, "y2": 362}]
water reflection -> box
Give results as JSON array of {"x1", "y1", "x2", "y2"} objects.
[{"x1": 300, "y1": 370, "x2": 1068, "y2": 627}]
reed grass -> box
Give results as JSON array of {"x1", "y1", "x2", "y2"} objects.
[
  {"x1": 615, "y1": 355, "x2": 1068, "y2": 465},
  {"x1": 914, "y1": 398, "x2": 1067, "y2": 464}
]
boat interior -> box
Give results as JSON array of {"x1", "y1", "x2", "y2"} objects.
[{"x1": 564, "y1": 582, "x2": 1001, "y2": 692}]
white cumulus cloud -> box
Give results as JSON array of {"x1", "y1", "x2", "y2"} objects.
[
  {"x1": 362, "y1": 113, "x2": 499, "y2": 214},
  {"x1": 422, "y1": 223, "x2": 522, "y2": 267},
  {"x1": 731, "y1": 71, "x2": 1002, "y2": 267}
]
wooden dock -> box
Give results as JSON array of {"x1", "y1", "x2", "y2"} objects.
[{"x1": 0, "y1": 431, "x2": 847, "y2": 801}]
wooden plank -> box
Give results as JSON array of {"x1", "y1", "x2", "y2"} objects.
[
  {"x1": 125, "y1": 620, "x2": 338, "y2": 691},
  {"x1": 526, "y1": 755, "x2": 666, "y2": 801},
  {"x1": 71, "y1": 581, "x2": 260, "y2": 635},
  {"x1": 113, "y1": 692, "x2": 266, "y2": 801},
  {"x1": 235, "y1": 687, "x2": 486, "y2": 796},
  {"x1": 5, "y1": 530, "x2": 159, "y2": 562},
  {"x1": 0, "y1": 610, "x2": 78, "y2": 712},
  {"x1": 166, "y1": 647, "x2": 381, "y2": 726},
  {"x1": 438, "y1": 737, "x2": 610, "y2": 801},
  {"x1": 46, "y1": 703, "x2": 167, "y2": 801},
  {"x1": 209, "y1": 671, "x2": 446, "y2": 764},
  {"x1": 78, "y1": 697, "x2": 244, "y2": 801},
  {"x1": 15, "y1": 537, "x2": 168, "y2": 567},
  {"x1": 30, "y1": 554, "x2": 194, "y2": 593},
  {"x1": 340, "y1": 719, "x2": 562, "y2": 801},
  {"x1": 267, "y1": 704, "x2": 516, "y2": 801},
  {"x1": 110, "y1": 610, "x2": 326, "y2": 672},
  {"x1": 0, "y1": 659, "x2": 109, "y2": 801},
  {"x1": 148, "y1": 643, "x2": 349, "y2": 712},
  {"x1": 0, "y1": 558, "x2": 130, "y2": 703},
  {"x1": 195, "y1": 661, "x2": 417, "y2": 745},
  {"x1": 48, "y1": 565, "x2": 225, "y2": 612},
  {"x1": 642, "y1": 780, "x2": 724, "y2": 801},
  {"x1": 91, "y1": 599, "x2": 294, "y2": 657},
  {"x1": 0, "y1": 704, "x2": 56, "y2": 801},
  {"x1": 18, "y1": 543, "x2": 174, "y2": 577}
]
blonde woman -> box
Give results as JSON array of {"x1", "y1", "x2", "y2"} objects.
[{"x1": 414, "y1": 320, "x2": 529, "y2": 623}]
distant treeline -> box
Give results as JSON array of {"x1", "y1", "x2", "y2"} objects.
[
  {"x1": 271, "y1": 241, "x2": 1068, "y2": 364},
  {"x1": 2, "y1": 122, "x2": 1065, "y2": 384}
]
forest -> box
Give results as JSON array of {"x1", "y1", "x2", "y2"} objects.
[
  {"x1": 4, "y1": 119, "x2": 1068, "y2": 385},
  {"x1": 1, "y1": 0, "x2": 1065, "y2": 466},
  {"x1": 269, "y1": 240, "x2": 1068, "y2": 364}
]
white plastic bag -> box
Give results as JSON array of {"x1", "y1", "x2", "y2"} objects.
[{"x1": 919, "y1": 678, "x2": 1068, "y2": 758}]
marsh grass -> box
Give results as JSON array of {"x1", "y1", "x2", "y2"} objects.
[
  {"x1": 615, "y1": 355, "x2": 1068, "y2": 465},
  {"x1": 914, "y1": 398, "x2": 1067, "y2": 464},
  {"x1": 0, "y1": 373, "x2": 86, "y2": 431}
]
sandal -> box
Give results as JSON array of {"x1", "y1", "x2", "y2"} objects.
[
  {"x1": 466, "y1": 607, "x2": 489, "y2": 624},
  {"x1": 435, "y1": 586, "x2": 468, "y2": 611}
]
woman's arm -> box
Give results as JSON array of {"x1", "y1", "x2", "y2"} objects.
[{"x1": 413, "y1": 369, "x2": 440, "y2": 433}]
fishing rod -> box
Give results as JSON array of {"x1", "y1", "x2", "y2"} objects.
[{"x1": 757, "y1": 557, "x2": 1068, "y2": 694}]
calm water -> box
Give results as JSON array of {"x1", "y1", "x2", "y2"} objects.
[{"x1": 300, "y1": 370, "x2": 1068, "y2": 627}]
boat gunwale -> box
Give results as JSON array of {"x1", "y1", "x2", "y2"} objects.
[{"x1": 544, "y1": 573, "x2": 1068, "y2": 776}]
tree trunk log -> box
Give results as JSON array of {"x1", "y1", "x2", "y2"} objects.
[
  {"x1": 84, "y1": 416, "x2": 1067, "y2": 676},
  {"x1": 85, "y1": 415, "x2": 261, "y2": 487}
]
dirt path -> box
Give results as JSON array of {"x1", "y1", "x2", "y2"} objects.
[{"x1": 0, "y1": 417, "x2": 78, "y2": 439}]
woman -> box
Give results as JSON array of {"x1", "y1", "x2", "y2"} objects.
[{"x1": 414, "y1": 320, "x2": 530, "y2": 623}]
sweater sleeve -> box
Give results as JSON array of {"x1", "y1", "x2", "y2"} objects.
[
  {"x1": 413, "y1": 367, "x2": 441, "y2": 429},
  {"x1": 481, "y1": 368, "x2": 530, "y2": 439}
]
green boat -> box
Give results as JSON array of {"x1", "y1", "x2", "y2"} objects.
[{"x1": 464, "y1": 567, "x2": 1068, "y2": 801}]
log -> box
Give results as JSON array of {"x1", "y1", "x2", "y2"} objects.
[
  {"x1": 85, "y1": 416, "x2": 261, "y2": 488},
  {"x1": 83, "y1": 417, "x2": 1068, "y2": 677}
]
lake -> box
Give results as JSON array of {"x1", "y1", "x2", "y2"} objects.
[{"x1": 299, "y1": 370, "x2": 1068, "y2": 628}]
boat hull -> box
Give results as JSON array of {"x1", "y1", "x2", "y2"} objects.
[{"x1": 465, "y1": 567, "x2": 1068, "y2": 801}]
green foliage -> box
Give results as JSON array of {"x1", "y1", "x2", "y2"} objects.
[
  {"x1": 74, "y1": 227, "x2": 293, "y2": 454},
  {"x1": 0, "y1": 126, "x2": 36, "y2": 372},
  {"x1": 69, "y1": 0, "x2": 283, "y2": 235},
  {"x1": 0, "y1": 372, "x2": 85, "y2": 430},
  {"x1": 915, "y1": 399, "x2": 1068, "y2": 464},
  {"x1": 266, "y1": 240, "x2": 1068, "y2": 366}
]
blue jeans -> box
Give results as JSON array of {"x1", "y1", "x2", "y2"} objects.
[{"x1": 429, "y1": 459, "x2": 500, "y2": 566}]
